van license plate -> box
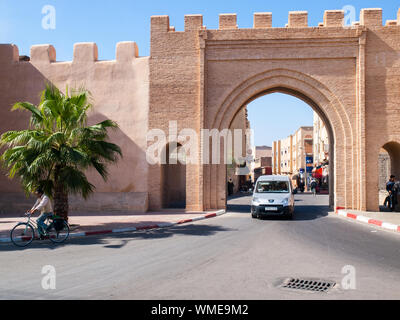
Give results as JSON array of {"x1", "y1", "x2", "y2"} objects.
[{"x1": 265, "y1": 207, "x2": 278, "y2": 212}]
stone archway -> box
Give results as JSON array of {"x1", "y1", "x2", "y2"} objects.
[
  {"x1": 161, "y1": 143, "x2": 187, "y2": 209},
  {"x1": 377, "y1": 141, "x2": 400, "y2": 210},
  {"x1": 148, "y1": 11, "x2": 400, "y2": 213},
  {"x1": 382, "y1": 142, "x2": 400, "y2": 179},
  {"x1": 203, "y1": 69, "x2": 355, "y2": 211},
  {"x1": 368, "y1": 140, "x2": 400, "y2": 211}
]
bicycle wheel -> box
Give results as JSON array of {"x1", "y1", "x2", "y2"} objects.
[
  {"x1": 10, "y1": 223, "x2": 35, "y2": 247},
  {"x1": 48, "y1": 220, "x2": 70, "y2": 244}
]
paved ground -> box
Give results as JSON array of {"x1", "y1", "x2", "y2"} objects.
[
  {"x1": 0, "y1": 210, "x2": 220, "y2": 238},
  {"x1": 1, "y1": 193, "x2": 400, "y2": 300},
  {"x1": 345, "y1": 209, "x2": 400, "y2": 225}
]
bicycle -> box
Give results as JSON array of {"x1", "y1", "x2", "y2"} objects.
[{"x1": 10, "y1": 212, "x2": 70, "y2": 247}]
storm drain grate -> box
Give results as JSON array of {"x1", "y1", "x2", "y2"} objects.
[{"x1": 281, "y1": 278, "x2": 336, "y2": 293}]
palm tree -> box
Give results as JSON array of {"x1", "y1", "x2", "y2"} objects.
[{"x1": 0, "y1": 84, "x2": 122, "y2": 220}]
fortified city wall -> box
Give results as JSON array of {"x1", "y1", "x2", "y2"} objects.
[
  {"x1": 0, "y1": 8, "x2": 400, "y2": 213},
  {"x1": 149, "y1": 8, "x2": 400, "y2": 211},
  {"x1": 0, "y1": 42, "x2": 149, "y2": 213}
]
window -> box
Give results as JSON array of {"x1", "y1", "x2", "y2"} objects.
[{"x1": 256, "y1": 181, "x2": 290, "y2": 193}]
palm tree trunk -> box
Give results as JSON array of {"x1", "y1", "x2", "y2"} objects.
[{"x1": 53, "y1": 166, "x2": 69, "y2": 221}]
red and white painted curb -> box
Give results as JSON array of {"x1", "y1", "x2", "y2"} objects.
[
  {"x1": 335, "y1": 207, "x2": 400, "y2": 233},
  {"x1": 0, "y1": 210, "x2": 226, "y2": 244}
]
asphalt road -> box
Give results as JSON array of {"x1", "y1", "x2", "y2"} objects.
[{"x1": 1, "y1": 193, "x2": 400, "y2": 300}]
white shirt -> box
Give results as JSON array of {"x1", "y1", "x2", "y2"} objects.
[{"x1": 31, "y1": 195, "x2": 53, "y2": 214}]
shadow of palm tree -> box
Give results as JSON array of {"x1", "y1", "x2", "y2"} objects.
[{"x1": 0, "y1": 223, "x2": 236, "y2": 252}]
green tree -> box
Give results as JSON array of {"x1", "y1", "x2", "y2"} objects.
[{"x1": 0, "y1": 84, "x2": 122, "y2": 220}]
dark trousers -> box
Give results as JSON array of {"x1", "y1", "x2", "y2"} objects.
[
  {"x1": 37, "y1": 212, "x2": 54, "y2": 234},
  {"x1": 386, "y1": 194, "x2": 397, "y2": 211}
]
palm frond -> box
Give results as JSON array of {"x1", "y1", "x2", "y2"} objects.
[
  {"x1": 91, "y1": 159, "x2": 109, "y2": 181},
  {"x1": 81, "y1": 140, "x2": 122, "y2": 162},
  {"x1": 45, "y1": 132, "x2": 65, "y2": 148},
  {"x1": 1, "y1": 146, "x2": 26, "y2": 165},
  {"x1": 27, "y1": 151, "x2": 54, "y2": 176},
  {"x1": 1, "y1": 83, "x2": 122, "y2": 204},
  {"x1": 61, "y1": 146, "x2": 91, "y2": 167},
  {"x1": 59, "y1": 166, "x2": 95, "y2": 199},
  {"x1": 11, "y1": 102, "x2": 43, "y2": 127}
]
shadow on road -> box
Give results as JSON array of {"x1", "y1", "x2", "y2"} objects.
[
  {"x1": 0, "y1": 223, "x2": 237, "y2": 252},
  {"x1": 227, "y1": 204, "x2": 330, "y2": 221},
  {"x1": 259, "y1": 205, "x2": 330, "y2": 221},
  {"x1": 227, "y1": 194, "x2": 330, "y2": 222}
]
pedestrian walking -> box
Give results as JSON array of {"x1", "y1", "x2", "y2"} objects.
[{"x1": 310, "y1": 179, "x2": 318, "y2": 197}]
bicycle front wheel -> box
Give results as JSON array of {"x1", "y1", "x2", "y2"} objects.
[
  {"x1": 48, "y1": 221, "x2": 70, "y2": 244},
  {"x1": 10, "y1": 223, "x2": 35, "y2": 247}
]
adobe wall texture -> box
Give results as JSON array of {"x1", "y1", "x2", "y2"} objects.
[
  {"x1": 148, "y1": 15, "x2": 204, "y2": 211},
  {"x1": 363, "y1": 22, "x2": 400, "y2": 210},
  {"x1": 227, "y1": 107, "x2": 248, "y2": 194},
  {"x1": 0, "y1": 42, "x2": 149, "y2": 213},
  {"x1": 1, "y1": 8, "x2": 399, "y2": 213}
]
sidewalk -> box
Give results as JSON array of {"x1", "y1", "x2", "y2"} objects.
[
  {"x1": 0, "y1": 209, "x2": 226, "y2": 243},
  {"x1": 334, "y1": 207, "x2": 400, "y2": 233}
]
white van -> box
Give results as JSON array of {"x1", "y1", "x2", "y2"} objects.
[{"x1": 251, "y1": 175, "x2": 295, "y2": 219}]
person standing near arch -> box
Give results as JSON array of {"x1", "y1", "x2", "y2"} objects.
[
  {"x1": 386, "y1": 175, "x2": 398, "y2": 212},
  {"x1": 227, "y1": 178, "x2": 234, "y2": 196}
]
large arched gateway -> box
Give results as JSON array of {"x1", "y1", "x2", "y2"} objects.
[
  {"x1": 204, "y1": 68, "x2": 352, "y2": 211},
  {"x1": 148, "y1": 9, "x2": 400, "y2": 213},
  {"x1": 1, "y1": 8, "x2": 399, "y2": 214},
  {"x1": 217, "y1": 79, "x2": 337, "y2": 209}
]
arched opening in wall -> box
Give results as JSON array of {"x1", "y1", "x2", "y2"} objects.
[
  {"x1": 226, "y1": 89, "x2": 334, "y2": 217},
  {"x1": 378, "y1": 142, "x2": 400, "y2": 212},
  {"x1": 162, "y1": 143, "x2": 186, "y2": 209}
]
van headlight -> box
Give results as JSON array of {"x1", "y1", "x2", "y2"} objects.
[
  {"x1": 282, "y1": 198, "x2": 289, "y2": 206},
  {"x1": 252, "y1": 197, "x2": 260, "y2": 205}
]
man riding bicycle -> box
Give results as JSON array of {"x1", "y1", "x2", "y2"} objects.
[
  {"x1": 28, "y1": 188, "x2": 53, "y2": 236},
  {"x1": 10, "y1": 188, "x2": 68, "y2": 247}
]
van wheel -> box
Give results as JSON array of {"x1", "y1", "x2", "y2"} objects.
[{"x1": 251, "y1": 212, "x2": 258, "y2": 219}]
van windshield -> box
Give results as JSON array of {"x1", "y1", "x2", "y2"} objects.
[{"x1": 256, "y1": 181, "x2": 290, "y2": 193}]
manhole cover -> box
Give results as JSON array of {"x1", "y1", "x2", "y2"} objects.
[{"x1": 280, "y1": 278, "x2": 336, "y2": 293}]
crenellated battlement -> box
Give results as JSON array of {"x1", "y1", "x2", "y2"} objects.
[
  {"x1": 30, "y1": 44, "x2": 56, "y2": 63},
  {"x1": 253, "y1": 12, "x2": 272, "y2": 29},
  {"x1": 151, "y1": 7, "x2": 399, "y2": 33},
  {"x1": 288, "y1": 11, "x2": 308, "y2": 28},
  {"x1": 0, "y1": 41, "x2": 140, "y2": 65},
  {"x1": 0, "y1": 44, "x2": 19, "y2": 63},
  {"x1": 1, "y1": 8, "x2": 398, "y2": 67},
  {"x1": 324, "y1": 10, "x2": 345, "y2": 27}
]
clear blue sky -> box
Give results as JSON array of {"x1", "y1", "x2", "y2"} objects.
[
  {"x1": 247, "y1": 94, "x2": 313, "y2": 147},
  {"x1": 1, "y1": 0, "x2": 398, "y2": 59},
  {"x1": 1, "y1": 0, "x2": 398, "y2": 146}
]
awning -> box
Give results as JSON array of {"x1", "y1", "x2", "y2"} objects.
[{"x1": 313, "y1": 167, "x2": 323, "y2": 178}]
